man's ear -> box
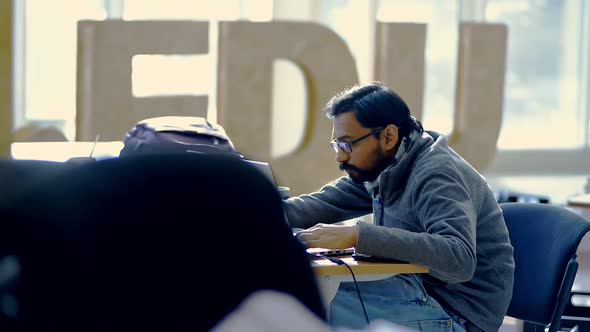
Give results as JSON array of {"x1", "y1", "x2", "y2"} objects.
[{"x1": 381, "y1": 124, "x2": 399, "y2": 151}]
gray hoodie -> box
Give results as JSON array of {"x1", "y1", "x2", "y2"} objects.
[{"x1": 284, "y1": 131, "x2": 514, "y2": 332}]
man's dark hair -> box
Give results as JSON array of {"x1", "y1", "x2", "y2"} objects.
[{"x1": 325, "y1": 82, "x2": 422, "y2": 138}]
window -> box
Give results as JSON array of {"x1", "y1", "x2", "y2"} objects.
[
  {"x1": 15, "y1": 0, "x2": 261, "y2": 138},
  {"x1": 483, "y1": 0, "x2": 590, "y2": 203},
  {"x1": 377, "y1": 0, "x2": 458, "y2": 135},
  {"x1": 123, "y1": 0, "x2": 242, "y2": 21},
  {"x1": 317, "y1": 0, "x2": 376, "y2": 84},
  {"x1": 486, "y1": 0, "x2": 587, "y2": 150},
  {"x1": 20, "y1": 0, "x2": 106, "y2": 139}
]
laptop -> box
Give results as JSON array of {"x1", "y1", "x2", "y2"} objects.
[
  {"x1": 245, "y1": 159, "x2": 355, "y2": 257},
  {"x1": 293, "y1": 230, "x2": 355, "y2": 256},
  {"x1": 243, "y1": 160, "x2": 278, "y2": 187},
  {"x1": 306, "y1": 247, "x2": 355, "y2": 256},
  {"x1": 243, "y1": 159, "x2": 290, "y2": 199}
]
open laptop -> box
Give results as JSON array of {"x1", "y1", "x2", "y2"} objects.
[
  {"x1": 243, "y1": 160, "x2": 278, "y2": 187},
  {"x1": 244, "y1": 159, "x2": 355, "y2": 257},
  {"x1": 293, "y1": 230, "x2": 355, "y2": 256},
  {"x1": 243, "y1": 159, "x2": 289, "y2": 199},
  {"x1": 306, "y1": 247, "x2": 355, "y2": 256}
]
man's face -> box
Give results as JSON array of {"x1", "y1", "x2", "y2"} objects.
[{"x1": 331, "y1": 112, "x2": 392, "y2": 184}]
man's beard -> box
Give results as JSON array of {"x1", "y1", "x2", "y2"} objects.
[{"x1": 339, "y1": 151, "x2": 391, "y2": 184}]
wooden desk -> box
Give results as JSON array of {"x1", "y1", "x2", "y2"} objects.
[
  {"x1": 11, "y1": 142, "x2": 123, "y2": 161},
  {"x1": 311, "y1": 255, "x2": 428, "y2": 309},
  {"x1": 312, "y1": 255, "x2": 428, "y2": 277}
]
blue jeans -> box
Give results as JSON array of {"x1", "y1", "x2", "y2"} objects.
[{"x1": 329, "y1": 274, "x2": 467, "y2": 332}]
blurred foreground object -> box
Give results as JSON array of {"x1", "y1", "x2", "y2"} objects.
[{"x1": 0, "y1": 154, "x2": 324, "y2": 331}]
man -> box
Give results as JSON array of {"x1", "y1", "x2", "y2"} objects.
[{"x1": 284, "y1": 83, "x2": 514, "y2": 332}]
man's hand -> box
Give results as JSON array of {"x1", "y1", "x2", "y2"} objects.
[{"x1": 296, "y1": 223, "x2": 359, "y2": 249}]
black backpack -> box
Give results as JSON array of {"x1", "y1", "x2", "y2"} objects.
[{"x1": 119, "y1": 116, "x2": 237, "y2": 157}]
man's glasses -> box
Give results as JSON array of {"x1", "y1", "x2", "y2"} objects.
[{"x1": 330, "y1": 129, "x2": 383, "y2": 154}]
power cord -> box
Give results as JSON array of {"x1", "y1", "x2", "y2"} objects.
[{"x1": 309, "y1": 253, "x2": 370, "y2": 325}]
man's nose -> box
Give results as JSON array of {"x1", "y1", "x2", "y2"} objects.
[{"x1": 336, "y1": 149, "x2": 349, "y2": 163}]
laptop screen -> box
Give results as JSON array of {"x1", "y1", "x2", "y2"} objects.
[{"x1": 243, "y1": 160, "x2": 277, "y2": 187}]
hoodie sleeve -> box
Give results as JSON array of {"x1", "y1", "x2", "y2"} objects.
[
  {"x1": 355, "y1": 168, "x2": 477, "y2": 283},
  {"x1": 283, "y1": 176, "x2": 373, "y2": 229}
]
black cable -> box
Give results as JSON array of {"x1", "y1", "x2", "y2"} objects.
[{"x1": 310, "y1": 253, "x2": 370, "y2": 326}]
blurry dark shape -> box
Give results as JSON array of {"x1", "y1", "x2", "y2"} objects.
[
  {"x1": 501, "y1": 203, "x2": 590, "y2": 332},
  {"x1": 0, "y1": 154, "x2": 324, "y2": 331},
  {"x1": 495, "y1": 189, "x2": 550, "y2": 204},
  {"x1": 0, "y1": 256, "x2": 20, "y2": 288},
  {"x1": 119, "y1": 116, "x2": 238, "y2": 157},
  {"x1": 1, "y1": 293, "x2": 18, "y2": 318},
  {"x1": 0, "y1": 160, "x2": 69, "y2": 210},
  {"x1": 12, "y1": 125, "x2": 67, "y2": 142},
  {"x1": 0, "y1": 255, "x2": 20, "y2": 320}
]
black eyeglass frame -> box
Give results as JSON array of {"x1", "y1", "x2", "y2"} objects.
[{"x1": 330, "y1": 128, "x2": 383, "y2": 154}]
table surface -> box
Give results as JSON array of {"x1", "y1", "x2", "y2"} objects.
[
  {"x1": 311, "y1": 255, "x2": 428, "y2": 277},
  {"x1": 11, "y1": 142, "x2": 123, "y2": 162}
]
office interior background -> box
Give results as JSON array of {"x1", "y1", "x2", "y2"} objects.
[{"x1": 3, "y1": 0, "x2": 590, "y2": 204}]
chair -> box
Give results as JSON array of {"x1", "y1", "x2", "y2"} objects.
[
  {"x1": 501, "y1": 203, "x2": 590, "y2": 332},
  {"x1": 0, "y1": 154, "x2": 325, "y2": 331}
]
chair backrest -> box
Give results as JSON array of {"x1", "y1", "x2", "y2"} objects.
[
  {"x1": 0, "y1": 154, "x2": 325, "y2": 331},
  {"x1": 502, "y1": 203, "x2": 590, "y2": 330}
]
